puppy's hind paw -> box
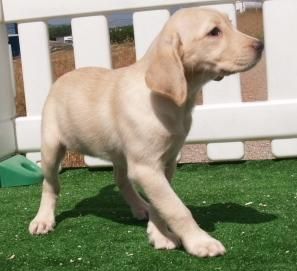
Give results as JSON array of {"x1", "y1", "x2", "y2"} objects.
[
  {"x1": 131, "y1": 202, "x2": 149, "y2": 220},
  {"x1": 29, "y1": 216, "x2": 55, "y2": 235},
  {"x1": 147, "y1": 221, "x2": 180, "y2": 250}
]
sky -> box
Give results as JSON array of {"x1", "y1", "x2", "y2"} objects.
[
  {"x1": 48, "y1": 8, "x2": 181, "y2": 27},
  {"x1": 49, "y1": 12, "x2": 133, "y2": 27}
]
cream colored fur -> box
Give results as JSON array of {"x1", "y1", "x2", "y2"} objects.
[{"x1": 29, "y1": 7, "x2": 263, "y2": 258}]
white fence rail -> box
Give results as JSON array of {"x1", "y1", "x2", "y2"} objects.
[{"x1": 0, "y1": 0, "x2": 297, "y2": 166}]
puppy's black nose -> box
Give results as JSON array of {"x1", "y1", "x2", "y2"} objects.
[{"x1": 251, "y1": 40, "x2": 264, "y2": 53}]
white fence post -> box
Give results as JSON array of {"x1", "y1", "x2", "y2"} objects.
[
  {"x1": 72, "y1": 16, "x2": 112, "y2": 69},
  {"x1": 0, "y1": 22, "x2": 17, "y2": 160},
  {"x1": 133, "y1": 9, "x2": 170, "y2": 60},
  {"x1": 71, "y1": 16, "x2": 113, "y2": 167},
  {"x1": 15, "y1": 22, "x2": 52, "y2": 163},
  {"x1": 203, "y1": 3, "x2": 244, "y2": 161},
  {"x1": 79, "y1": 9, "x2": 171, "y2": 167},
  {"x1": 263, "y1": 0, "x2": 297, "y2": 158},
  {"x1": 0, "y1": 0, "x2": 3, "y2": 23}
]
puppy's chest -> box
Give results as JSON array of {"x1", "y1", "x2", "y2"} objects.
[
  {"x1": 161, "y1": 115, "x2": 192, "y2": 152},
  {"x1": 165, "y1": 112, "x2": 192, "y2": 140}
]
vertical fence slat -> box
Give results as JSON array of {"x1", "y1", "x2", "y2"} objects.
[
  {"x1": 72, "y1": 16, "x2": 112, "y2": 167},
  {"x1": 134, "y1": 10, "x2": 184, "y2": 160},
  {"x1": 18, "y1": 22, "x2": 53, "y2": 115},
  {"x1": 0, "y1": 0, "x2": 3, "y2": 23},
  {"x1": 133, "y1": 9, "x2": 170, "y2": 60},
  {"x1": 0, "y1": 23, "x2": 16, "y2": 159},
  {"x1": 263, "y1": 0, "x2": 297, "y2": 158},
  {"x1": 202, "y1": 3, "x2": 244, "y2": 161},
  {"x1": 72, "y1": 16, "x2": 112, "y2": 69},
  {"x1": 17, "y1": 21, "x2": 52, "y2": 163}
]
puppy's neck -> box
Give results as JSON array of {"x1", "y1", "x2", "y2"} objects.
[{"x1": 184, "y1": 70, "x2": 211, "y2": 108}]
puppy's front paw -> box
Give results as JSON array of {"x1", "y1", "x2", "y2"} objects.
[
  {"x1": 29, "y1": 215, "x2": 55, "y2": 235},
  {"x1": 183, "y1": 231, "x2": 226, "y2": 257},
  {"x1": 147, "y1": 221, "x2": 180, "y2": 250}
]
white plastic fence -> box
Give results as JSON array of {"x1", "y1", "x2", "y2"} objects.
[
  {"x1": 235, "y1": 1, "x2": 263, "y2": 13},
  {"x1": 0, "y1": 0, "x2": 297, "y2": 167}
]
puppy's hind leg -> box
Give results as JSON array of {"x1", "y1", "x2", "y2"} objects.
[
  {"x1": 114, "y1": 161, "x2": 149, "y2": 220},
  {"x1": 147, "y1": 206, "x2": 180, "y2": 250},
  {"x1": 29, "y1": 135, "x2": 66, "y2": 235},
  {"x1": 146, "y1": 159, "x2": 181, "y2": 249}
]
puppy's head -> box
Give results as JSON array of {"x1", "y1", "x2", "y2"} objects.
[{"x1": 145, "y1": 7, "x2": 264, "y2": 106}]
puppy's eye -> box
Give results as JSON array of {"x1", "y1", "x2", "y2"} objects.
[{"x1": 207, "y1": 27, "x2": 222, "y2": 37}]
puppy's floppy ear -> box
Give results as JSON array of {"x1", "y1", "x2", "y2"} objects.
[{"x1": 145, "y1": 32, "x2": 187, "y2": 106}]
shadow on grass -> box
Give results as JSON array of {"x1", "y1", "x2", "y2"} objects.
[
  {"x1": 189, "y1": 203, "x2": 277, "y2": 232},
  {"x1": 56, "y1": 184, "x2": 277, "y2": 232}
]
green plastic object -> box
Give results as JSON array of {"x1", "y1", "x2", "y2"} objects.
[{"x1": 0, "y1": 155, "x2": 43, "y2": 188}]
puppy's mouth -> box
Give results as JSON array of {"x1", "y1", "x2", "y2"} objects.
[
  {"x1": 213, "y1": 69, "x2": 234, "y2": 81},
  {"x1": 214, "y1": 75, "x2": 224, "y2": 81},
  {"x1": 213, "y1": 53, "x2": 262, "y2": 82},
  {"x1": 213, "y1": 60, "x2": 256, "y2": 81}
]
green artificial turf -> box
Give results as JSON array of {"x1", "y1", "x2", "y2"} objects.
[{"x1": 1, "y1": 159, "x2": 297, "y2": 271}]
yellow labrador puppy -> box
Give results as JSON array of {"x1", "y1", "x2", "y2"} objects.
[{"x1": 29, "y1": 7, "x2": 263, "y2": 257}]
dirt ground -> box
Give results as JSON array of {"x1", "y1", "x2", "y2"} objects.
[{"x1": 13, "y1": 9, "x2": 272, "y2": 167}]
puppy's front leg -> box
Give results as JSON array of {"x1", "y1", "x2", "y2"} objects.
[
  {"x1": 129, "y1": 164, "x2": 226, "y2": 257},
  {"x1": 114, "y1": 163, "x2": 149, "y2": 220}
]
